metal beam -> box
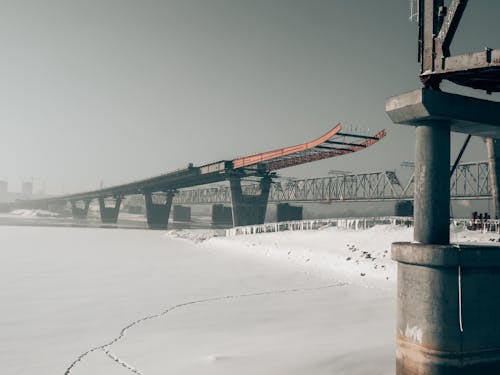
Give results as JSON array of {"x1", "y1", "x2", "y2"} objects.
[
  {"x1": 325, "y1": 140, "x2": 367, "y2": 148},
  {"x1": 336, "y1": 132, "x2": 379, "y2": 140},
  {"x1": 435, "y1": 0, "x2": 469, "y2": 58},
  {"x1": 314, "y1": 145, "x2": 355, "y2": 152},
  {"x1": 418, "y1": 0, "x2": 500, "y2": 92}
]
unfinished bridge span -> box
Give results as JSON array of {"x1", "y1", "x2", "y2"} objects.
[{"x1": 11, "y1": 124, "x2": 386, "y2": 228}]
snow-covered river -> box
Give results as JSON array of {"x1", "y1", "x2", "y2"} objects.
[
  {"x1": 0, "y1": 224, "x2": 404, "y2": 375},
  {"x1": 3, "y1": 219, "x2": 498, "y2": 375}
]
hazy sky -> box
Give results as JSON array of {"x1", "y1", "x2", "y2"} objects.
[{"x1": 0, "y1": 0, "x2": 499, "y2": 194}]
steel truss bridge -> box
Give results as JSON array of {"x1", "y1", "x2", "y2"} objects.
[{"x1": 173, "y1": 160, "x2": 491, "y2": 205}]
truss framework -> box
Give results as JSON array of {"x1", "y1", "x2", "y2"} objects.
[{"x1": 173, "y1": 161, "x2": 491, "y2": 205}]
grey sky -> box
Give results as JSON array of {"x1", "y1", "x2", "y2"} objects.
[{"x1": 0, "y1": 0, "x2": 499, "y2": 194}]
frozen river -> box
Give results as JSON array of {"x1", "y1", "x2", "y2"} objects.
[{"x1": 0, "y1": 224, "x2": 402, "y2": 375}]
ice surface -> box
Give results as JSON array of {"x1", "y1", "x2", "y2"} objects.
[{"x1": 1, "y1": 222, "x2": 497, "y2": 374}]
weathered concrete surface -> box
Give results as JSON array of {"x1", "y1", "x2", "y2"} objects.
[
  {"x1": 392, "y1": 242, "x2": 500, "y2": 374},
  {"x1": 414, "y1": 124, "x2": 450, "y2": 244},
  {"x1": 386, "y1": 89, "x2": 500, "y2": 137}
]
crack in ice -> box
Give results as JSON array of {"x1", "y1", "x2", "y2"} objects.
[{"x1": 63, "y1": 282, "x2": 346, "y2": 375}]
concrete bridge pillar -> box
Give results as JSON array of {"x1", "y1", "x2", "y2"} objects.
[
  {"x1": 48, "y1": 201, "x2": 67, "y2": 215},
  {"x1": 212, "y1": 204, "x2": 233, "y2": 225},
  {"x1": 387, "y1": 89, "x2": 500, "y2": 374},
  {"x1": 144, "y1": 191, "x2": 174, "y2": 229},
  {"x1": 229, "y1": 175, "x2": 271, "y2": 227},
  {"x1": 173, "y1": 205, "x2": 191, "y2": 222},
  {"x1": 98, "y1": 196, "x2": 122, "y2": 224},
  {"x1": 276, "y1": 203, "x2": 303, "y2": 222},
  {"x1": 413, "y1": 123, "x2": 450, "y2": 244},
  {"x1": 70, "y1": 200, "x2": 91, "y2": 219}
]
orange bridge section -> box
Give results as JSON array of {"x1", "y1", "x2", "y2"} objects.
[{"x1": 232, "y1": 124, "x2": 386, "y2": 171}]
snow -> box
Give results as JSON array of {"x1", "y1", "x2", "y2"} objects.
[
  {"x1": 203, "y1": 224, "x2": 413, "y2": 285},
  {"x1": 10, "y1": 208, "x2": 60, "y2": 217},
  {"x1": 1, "y1": 222, "x2": 498, "y2": 375}
]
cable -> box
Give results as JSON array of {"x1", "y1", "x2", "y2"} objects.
[{"x1": 451, "y1": 204, "x2": 464, "y2": 333}]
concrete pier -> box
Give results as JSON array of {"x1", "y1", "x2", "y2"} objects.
[
  {"x1": 393, "y1": 243, "x2": 500, "y2": 374},
  {"x1": 229, "y1": 175, "x2": 271, "y2": 227},
  {"x1": 70, "y1": 200, "x2": 90, "y2": 219},
  {"x1": 48, "y1": 201, "x2": 67, "y2": 215},
  {"x1": 212, "y1": 204, "x2": 233, "y2": 225},
  {"x1": 387, "y1": 88, "x2": 500, "y2": 374},
  {"x1": 144, "y1": 191, "x2": 173, "y2": 230},
  {"x1": 395, "y1": 201, "x2": 413, "y2": 217},
  {"x1": 276, "y1": 203, "x2": 303, "y2": 222},
  {"x1": 98, "y1": 196, "x2": 122, "y2": 224},
  {"x1": 173, "y1": 205, "x2": 191, "y2": 222}
]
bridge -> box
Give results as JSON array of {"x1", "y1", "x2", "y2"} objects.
[
  {"x1": 173, "y1": 160, "x2": 491, "y2": 205},
  {"x1": 8, "y1": 124, "x2": 386, "y2": 228}
]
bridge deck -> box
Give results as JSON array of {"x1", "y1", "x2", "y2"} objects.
[{"x1": 15, "y1": 124, "x2": 385, "y2": 204}]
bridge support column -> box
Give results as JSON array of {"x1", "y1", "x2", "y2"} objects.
[
  {"x1": 486, "y1": 138, "x2": 500, "y2": 219},
  {"x1": 229, "y1": 175, "x2": 271, "y2": 227},
  {"x1": 413, "y1": 123, "x2": 450, "y2": 244},
  {"x1": 144, "y1": 191, "x2": 174, "y2": 229},
  {"x1": 173, "y1": 205, "x2": 191, "y2": 222},
  {"x1": 71, "y1": 200, "x2": 91, "y2": 219},
  {"x1": 212, "y1": 204, "x2": 233, "y2": 225},
  {"x1": 387, "y1": 89, "x2": 500, "y2": 375},
  {"x1": 48, "y1": 201, "x2": 67, "y2": 215},
  {"x1": 276, "y1": 203, "x2": 302, "y2": 222},
  {"x1": 98, "y1": 196, "x2": 122, "y2": 224}
]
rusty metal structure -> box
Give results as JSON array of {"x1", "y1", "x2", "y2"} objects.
[
  {"x1": 173, "y1": 160, "x2": 491, "y2": 205},
  {"x1": 417, "y1": 0, "x2": 500, "y2": 93}
]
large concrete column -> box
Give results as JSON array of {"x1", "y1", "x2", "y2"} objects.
[
  {"x1": 486, "y1": 138, "x2": 500, "y2": 218},
  {"x1": 414, "y1": 123, "x2": 450, "y2": 244},
  {"x1": 144, "y1": 191, "x2": 174, "y2": 229},
  {"x1": 70, "y1": 200, "x2": 91, "y2": 219},
  {"x1": 229, "y1": 175, "x2": 271, "y2": 227},
  {"x1": 98, "y1": 196, "x2": 122, "y2": 224},
  {"x1": 387, "y1": 89, "x2": 500, "y2": 375}
]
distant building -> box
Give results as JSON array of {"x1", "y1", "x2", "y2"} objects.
[
  {"x1": 0, "y1": 180, "x2": 7, "y2": 194},
  {"x1": 22, "y1": 181, "x2": 33, "y2": 196}
]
